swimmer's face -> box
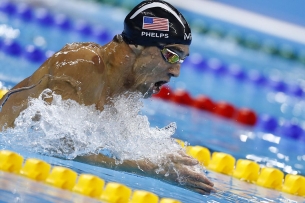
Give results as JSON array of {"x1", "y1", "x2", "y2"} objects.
[{"x1": 130, "y1": 44, "x2": 189, "y2": 98}]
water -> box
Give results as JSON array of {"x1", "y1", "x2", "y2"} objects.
[{"x1": 1, "y1": 90, "x2": 181, "y2": 161}]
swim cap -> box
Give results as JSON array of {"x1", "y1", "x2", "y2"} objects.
[{"x1": 122, "y1": 0, "x2": 192, "y2": 47}]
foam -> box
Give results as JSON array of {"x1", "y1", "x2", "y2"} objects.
[{"x1": 0, "y1": 89, "x2": 182, "y2": 162}]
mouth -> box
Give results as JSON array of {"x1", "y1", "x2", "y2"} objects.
[{"x1": 153, "y1": 80, "x2": 168, "y2": 93}]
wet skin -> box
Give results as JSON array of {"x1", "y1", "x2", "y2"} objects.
[{"x1": 0, "y1": 35, "x2": 215, "y2": 194}]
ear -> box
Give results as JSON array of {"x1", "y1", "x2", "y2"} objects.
[{"x1": 129, "y1": 44, "x2": 144, "y2": 56}]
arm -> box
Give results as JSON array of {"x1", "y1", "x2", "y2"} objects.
[{"x1": 75, "y1": 151, "x2": 215, "y2": 195}]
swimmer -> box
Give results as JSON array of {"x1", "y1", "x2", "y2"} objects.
[{"x1": 0, "y1": 0, "x2": 215, "y2": 194}]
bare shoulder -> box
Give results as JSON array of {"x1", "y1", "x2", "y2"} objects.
[
  {"x1": 48, "y1": 42, "x2": 105, "y2": 74},
  {"x1": 54, "y1": 42, "x2": 103, "y2": 59},
  {"x1": 60, "y1": 42, "x2": 102, "y2": 52}
]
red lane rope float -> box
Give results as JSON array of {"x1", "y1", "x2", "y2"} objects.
[
  {"x1": 153, "y1": 86, "x2": 257, "y2": 126},
  {"x1": 192, "y1": 95, "x2": 215, "y2": 112}
]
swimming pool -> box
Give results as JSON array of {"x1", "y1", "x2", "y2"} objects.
[{"x1": 0, "y1": 0, "x2": 305, "y2": 202}]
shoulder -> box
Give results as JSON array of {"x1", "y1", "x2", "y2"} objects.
[
  {"x1": 51, "y1": 42, "x2": 104, "y2": 65},
  {"x1": 48, "y1": 42, "x2": 106, "y2": 74},
  {"x1": 55, "y1": 42, "x2": 102, "y2": 57},
  {"x1": 60, "y1": 42, "x2": 102, "y2": 51}
]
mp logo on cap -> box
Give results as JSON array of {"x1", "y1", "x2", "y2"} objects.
[{"x1": 184, "y1": 33, "x2": 192, "y2": 40}]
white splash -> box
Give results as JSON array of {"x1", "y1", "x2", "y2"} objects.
[{"x1": 1, "y1": 89, "x2": 182, "y2": 162}]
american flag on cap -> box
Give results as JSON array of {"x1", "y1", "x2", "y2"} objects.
[{"x1": 142, "y1": 16, "x2": 169, "y2": 31}]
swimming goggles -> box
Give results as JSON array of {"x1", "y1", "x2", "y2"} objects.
[{"x1": 159, "y1": 47, "x2": 184, "y2": 64}]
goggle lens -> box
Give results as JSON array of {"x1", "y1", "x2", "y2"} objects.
[{"x1": 161, "y1": 48, "x2": 183, "y2": 64}]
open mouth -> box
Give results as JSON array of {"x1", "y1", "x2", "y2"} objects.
[{"x1": 153, "y1": 81, "x2": 168, "y2": 93}]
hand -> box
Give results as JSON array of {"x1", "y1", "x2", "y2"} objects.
[{"x1": 136, "y1": 151, "x2": 215, "y2": 195}]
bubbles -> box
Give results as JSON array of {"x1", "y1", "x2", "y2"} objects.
[
  {"x1": 0, "y1": 89, "x2": 182, "y2": 163},
  {"x1": 143, "y1": 82, "x2": 155, "y2": 98}
]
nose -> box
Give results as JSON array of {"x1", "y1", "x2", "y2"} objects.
[{"x1": 168, "y1": 63, "x2": 181, "y2": 77}]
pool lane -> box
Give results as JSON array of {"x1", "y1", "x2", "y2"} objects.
[
  {"x1": 0, "y1": 0, "x2": 305, "y2": 176},
  {"x1": 0, "y1": 0, "x2": 305, "y2": 202},
  {"x1": 0, "y1": 149, "x2": 304, "y2": 203}
]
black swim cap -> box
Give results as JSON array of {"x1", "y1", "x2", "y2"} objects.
[{"x1": 122, "y1": 0, "x2": 192, "y2": 46}]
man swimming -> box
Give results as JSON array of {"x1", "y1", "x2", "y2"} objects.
[{"x1": 0, "y1": 0, "x2": 215, "y2": 194}]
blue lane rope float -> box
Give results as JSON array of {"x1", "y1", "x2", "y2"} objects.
[
  {"x1": 185, "y1": 55, "x2": 305, "y2": 98},
  {"x1": 0, "y1": 1, "x2": 112, "y2": 43}
]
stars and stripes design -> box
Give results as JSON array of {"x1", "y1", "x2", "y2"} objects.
[{"x1": 142, "y1": 16, "x2": 169, "y2": 31}]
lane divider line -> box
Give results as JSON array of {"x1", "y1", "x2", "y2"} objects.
[
  {"x1": 0, "y1": 137, "x2": 304, "y2": 198},
  {"x1": 0, "y1": 150, "x2": 182, "y2": 203},
  {"x1": 176, "y1": 140, "x2": 305, "y2": 197}
]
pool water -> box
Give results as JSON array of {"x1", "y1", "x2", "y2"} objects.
[{"x1": 0, "y1": 0, "x2": 305, "y2": 202}]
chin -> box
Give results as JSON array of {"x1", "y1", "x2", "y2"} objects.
[{"x1": 136, "y1": 83, "x2": 154, "y2": 99}]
